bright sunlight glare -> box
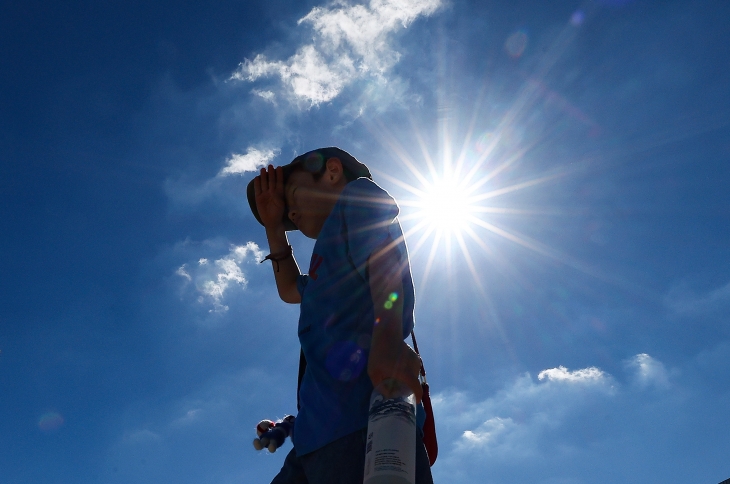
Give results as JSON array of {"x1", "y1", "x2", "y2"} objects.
[{"x1": 416, "y1": 177, "x2": 475, "y2": 234}]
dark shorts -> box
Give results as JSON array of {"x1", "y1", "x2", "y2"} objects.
[{"x1": 270, "y1": 427, "x2": 434, "y2": 484}]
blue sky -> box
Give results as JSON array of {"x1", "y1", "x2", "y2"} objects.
[{"x1": 1, "y1": 0, "x2": 729, "y2": 483}]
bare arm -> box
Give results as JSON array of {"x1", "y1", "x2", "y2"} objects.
[
  {"x1": 255, "y1": 165, "x2": 301, "y2": 304},
  {"x1": 264, "y1": 225, "x2": 301, "y2": 303},
  {"x1": 367, "y1": 243, "x2": 422, "y2": 402}
]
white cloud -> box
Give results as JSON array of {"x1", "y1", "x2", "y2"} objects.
[
  {"x1": 624, "y1": 353, "x2": 670, "y2": 389},
  {"x1": 175, "y1": 265, "x2": 191, "y2": 281},
  {"x1": 176, "y1": 241, "x2": 264, "y2": 312},
  {"x1": 163, "y1": 147, "x2": 279, "y2": 208},
  {"x1": 230, "y1": 0, "x2": 443, "y2": 106},
  {"x1": 431, "y1": 365, "x2": 616, "y2": 461},
  {"x1": 218, "y1": 147, "x2": 279, "y2": 176},
  {"x1": 462, "y1": 416, "x2": 518, "y2": 447},
  {"x1": 170, "y1": 409, "x2": 203, "y2": 428},
  {"x1": 251, "y1": 89, "x2": 276, "y2": 103},
  {"x1": 538, "y1": 365, "x2": 608, "y2": 383}
]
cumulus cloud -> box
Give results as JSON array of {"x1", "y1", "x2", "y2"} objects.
[
  {"x1": 429, "y1": 357, "x2": 681, "y2": 482},
  {"x1": 218, "y1": 147, "x2": 279, "y2": 176},
  {"x1": 624, "y1": 353, "x2": 670, "y2": 389},
  {"x1": 230, "y1": 0, "x2": 442, "y2": 106},
  {"x1": 431, "y1": 365, "x2": 616, "y2": 460},
  {"x1": 176, "y1": 242, "x2": 264, "y2": 312},
  {"x1": 537, "y1": 365, "x2": 607, "y2": 383},
  {"x1": 427, "y1": 353, "x2": 726, "y2": 484}
]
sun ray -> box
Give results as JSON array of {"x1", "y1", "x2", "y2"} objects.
[
  {"x1": 367, "y1": 118, "x2": 433, "y2": 188},
  {"x1": 409, "y1": 115, "x2": 440, "y2": 182},
  {"x1": 372, "y1": 169, "x2": 428, "y2": 198},
  {"x1": 468, "y1": 216, "x2": 556, "y2": 259},
  {"x1": 397, "y1": 218, "x2": 435, "y2": 257},
  {"x1": 454, "y1": 230, "x2": 486, "y2": 294},
  {"x1": 462, "y1": 144, "x2": 528, "y2": 192},
  {"x1": 471, "y1": 206, "x2": 564, "y2": 216},
  {"x1": 418, "y1": 230, "x2": 442, "y2": 295},
  {"x1": 454, "y1": 84, "x2": 489, "y2": 178},
  {"x1": 470, "y1": 172, "x2": 566, "y2": 202},
  {"x1": 462, "y1": 223, "x2": 495, "y2": 258}
]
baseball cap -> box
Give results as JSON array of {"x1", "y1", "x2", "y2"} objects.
[{"x1": 246, "y1": 147, "x2": 372, "y2": 231}]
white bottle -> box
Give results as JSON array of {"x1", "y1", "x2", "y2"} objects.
[{"x1": 363, "y1": 379, "x2": 416, "y2": 484}]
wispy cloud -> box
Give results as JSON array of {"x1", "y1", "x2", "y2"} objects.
[
  {"x1": 218, "y1": 147, "x2": 279, "y2": 176},
  {"x1": 665, "y1": 280, "x2": 730, "y2": 315},
  {"x1": 624, "y1": 353, "x2": 671, "y2": 389},
  {"x1": 230, "y1": 0, "x2": 443, "y2": 106},
  {"x1": 170, "y1": 409, "x2": 203, "y2": 428},
  {"x1": 164, "y1": 146, "x2": 279, "y2": 210},
  {"x1": 435, "y1": 365, "x2": 616, "y2": 458},
  {"x1": 430, "y1": 355, "x2": 685, "y2": 482},
  {"x1": 176, "y1": 242, "x2": 264, "y2": 312},
  {"x1": 104, "y1": 368, "x2": 285, "y2": 483},
  {"x1": 428, "y1": 355, "x2": 697, "y2": 482}
]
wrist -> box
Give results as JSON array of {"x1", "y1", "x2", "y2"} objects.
[{"x1": 265, "y1": 225, "x2": 289, "y2": 248}]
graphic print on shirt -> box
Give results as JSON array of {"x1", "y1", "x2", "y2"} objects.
[{"x1": 309, "y1": 253, "x2": 324, "y2": 280}]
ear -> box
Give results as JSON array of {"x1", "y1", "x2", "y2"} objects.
[{"x1": 324, "y1": 157, "x2": 345, "y2": 185}]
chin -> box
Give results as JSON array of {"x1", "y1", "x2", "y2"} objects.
[{"x1": 297, "y1": 223, "x2": 321, "y2": 239}]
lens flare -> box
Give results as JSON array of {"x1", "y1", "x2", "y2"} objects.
[
  {"x1": 504, "y1": 30, "x2": 528, "y2": 58},
  {"x1": 325, "y1": 341, "x2": 366, "y2": 382},
  {"x1": 38, "y1": 411, "x2": 64, "y2": 432},
  {"x1": 475, "y1": 132, "x2": 497, "y2": 154},
  {"x1": 570, "y1": 10, "x2": 585, "y2": 26}
]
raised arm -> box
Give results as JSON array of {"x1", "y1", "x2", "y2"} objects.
[{"x1": 254, "y1": 165, "x2": 301, "y2": 304}]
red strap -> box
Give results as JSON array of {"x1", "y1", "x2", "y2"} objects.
[{"x1": 420, "y1": 383, "x2": 438, "y2": 466}]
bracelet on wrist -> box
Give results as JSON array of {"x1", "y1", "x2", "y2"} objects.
[{"x1": 261, "y1": 245, "x2": 293, "y2": 272}]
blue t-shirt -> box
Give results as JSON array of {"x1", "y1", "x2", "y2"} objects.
[{"x1": 292, "y1": 177, "x2": 415, "y2": 455}]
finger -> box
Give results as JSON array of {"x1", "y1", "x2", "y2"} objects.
[
  {"x1": 259, "y1": 167, "x2": 269, "y2": 192},
  {"x1": 275, "y1": 166, "x2": 284, "y2": 195},
  {"x1": 267, "y1": 164, "x2": 276, "y2": 191}
]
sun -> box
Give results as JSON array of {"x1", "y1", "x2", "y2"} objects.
[
  {"x1": 366, "y1": 111, "x2": 578, "y2": 296},
  {"x1": 411, "y1": 175, "x2": 476, "y2": 236}
]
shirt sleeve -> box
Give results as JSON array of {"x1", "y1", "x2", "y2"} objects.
[{"x1": 341, "y1": 179, "x2": 401, "y2": 281}]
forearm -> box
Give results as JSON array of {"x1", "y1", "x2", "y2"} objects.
[
  {"x1": 370, "y1": 258, "x2": 405, "y2": 347},
  {"x1": 265, "y1": 225, "x2": 301, "y2": 303},
  {"x1": 367, "y1": 248, "x2": 421, "y2": 400}
]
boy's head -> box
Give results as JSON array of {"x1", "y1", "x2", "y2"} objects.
[{"x1": 247, "y1": 147, "x2": 371, "y2": 237}]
